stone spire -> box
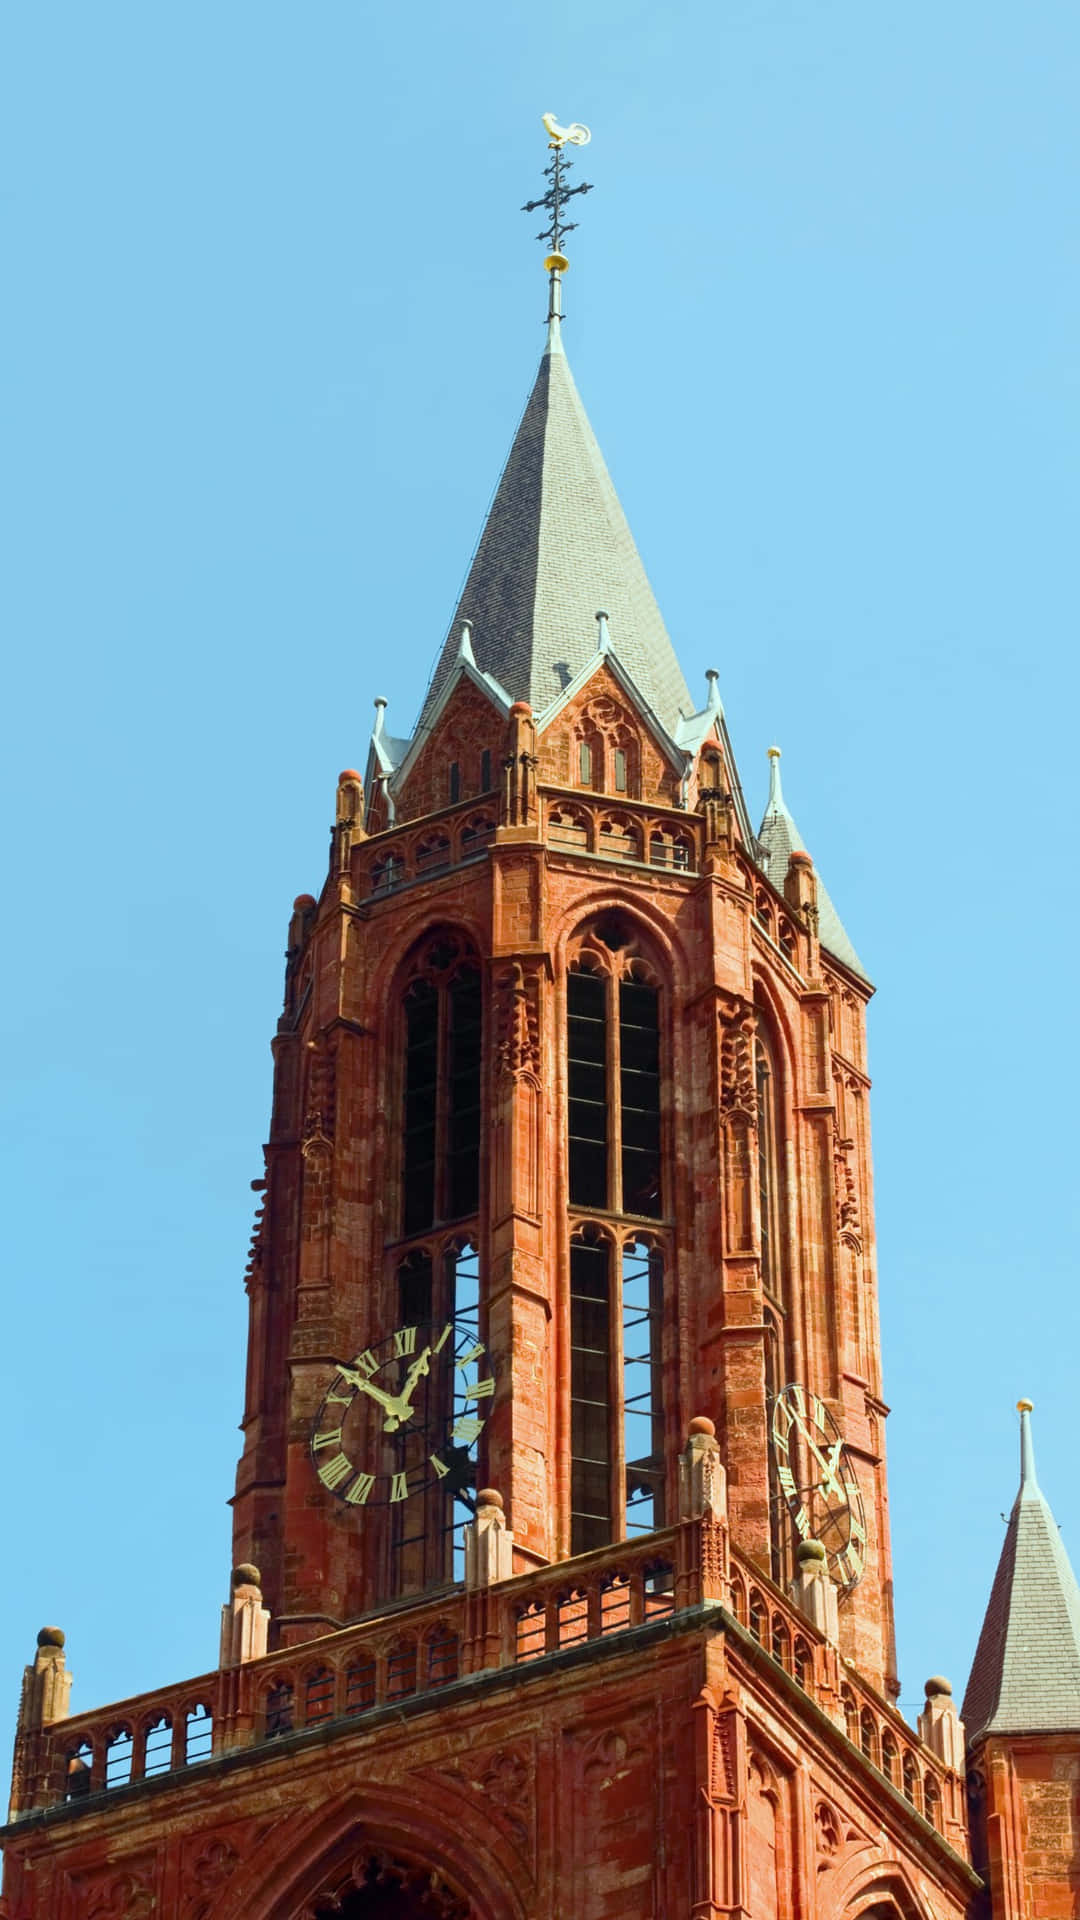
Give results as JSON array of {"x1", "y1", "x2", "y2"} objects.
[
  {"x1": 756, "y1": 747, "x2": 868, "y2": 981},
  {"x1": 962, "y1": 1401, "x2": 1080, "y2": 1741},
  {"x1": 414, "y1": 330, "x2": 695, "y2": 740}
]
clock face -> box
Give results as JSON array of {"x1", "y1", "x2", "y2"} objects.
[
  {"x1": 770, "y1": 1382, "x2": 867, "y2": 1591},
  {"x1": 311, "y1": 1318, "x2": 494, "y2": 1510}
]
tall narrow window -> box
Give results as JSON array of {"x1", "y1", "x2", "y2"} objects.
[
  {"x1": 622, "y1": 1240, "x2": 664, "y2": 1532},
  {"x1": 447, "y1": 969, "x2": 481, "y2": 1218},
  {"x1": 756, "y1": 1032, "x2": 781, "y2": 1302},
  {"x1": 449, "y1": 761, "x2": 461, "y2": 803},
  {"x1": 620, "y1": 981, "x2": 661, "y2": 1218},
  {"x1": 758, "y1": 1021, "x2": 792, "y2": 1583},
  {"x1": 613, "y1": 747, "x2": 627, "y2": 792},
  {"x1": 567, "y1": 955, "x2": 662, "y2": 1219},
  {"x1": 480, "y1": 747, "x2": 491, "y2": 792},
  {"x1": 570, "y1": 1232, "x2": 612, "y2": 1553},
  {"x1": 400, "y1": 937, "x2": 483, "y2": 1235},
  {"x1": 403, "y1": 981, "x2": 438, "y2": 1234},
  {"x1": 578, "y1": 740, "x2": 592, "y2": 786},
  {"x1": 568, "y1": 971, "x2": 608, "y2": 1208},
  {"x1": 392, "y1": 1239, "x2": 482, "y2": 1594}
]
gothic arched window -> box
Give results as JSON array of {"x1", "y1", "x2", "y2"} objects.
[
  {"x1": 566, "y1": 918, "x2": 667, "y2": 1556},
  {"x1": 758, "y1": 1012, "x2": 795, "y2": 1583},
  {"x1": 756, "y1": 1024, "x2": 782, "y2": 1305},
  {"x1": 401, "y1": 935, "x2": 483, "y2": 1235},
  {"x1": 568, "y1": 1228, "x2": 666, "y2": 1554},
  {"x1": 567, "y1": 930, "x2": 662, "y2": 1220}
]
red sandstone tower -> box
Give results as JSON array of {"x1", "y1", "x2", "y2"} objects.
[{"x1": 3, "y1": 126, "x2": 1077, "y2": 1920}]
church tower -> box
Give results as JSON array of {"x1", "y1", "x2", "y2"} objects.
[{"x1": 3, "y1": 122, "x2": 1046, "y2": 1920}]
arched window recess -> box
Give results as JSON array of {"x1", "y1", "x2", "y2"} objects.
[
  {"x1": 400, "y1": 933, "x2": 483, "y2": 1237},
  {"x1": 566, "y1": 918, "x2": 664, "y2": 1222}
]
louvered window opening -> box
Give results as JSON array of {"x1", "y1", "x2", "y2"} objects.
[
  {"x1": 570, "y1": 1234, "x2": 664, "y2": 1555},
  {"x1": 567, "y1": 973, "x2": 661, "y2": 1219},
  {"x1": 391, "y1": 1241, "x2": 481, "y2": 1594},
  {"x1": 403, "y1": 967, "x2": 481, "y2": 1235}
]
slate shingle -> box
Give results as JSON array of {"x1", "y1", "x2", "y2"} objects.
[
  {"x1": 414, "y1": 328, "x2": 695, "y2": 738},
  {"x1": 963, "y1": 1408, "x2": 1080, "y2": 1740}
]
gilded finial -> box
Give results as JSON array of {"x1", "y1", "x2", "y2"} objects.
[
  {"x1": 1017, "y1": 1398, "x2": 1033, "y2": 1412},
  {"x1": 522, "y1": 113, "x2": 594, "y2": 332}
]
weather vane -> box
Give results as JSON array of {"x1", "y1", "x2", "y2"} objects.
[{"x1": 522, "y1": 114, "x2": 593, "y2": 323}]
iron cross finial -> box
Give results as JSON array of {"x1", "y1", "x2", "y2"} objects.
[{"x1": 522, "y1": 113, "x2": 594, "y2": 325}]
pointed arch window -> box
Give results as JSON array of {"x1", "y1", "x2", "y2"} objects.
[
  {"x1": 569, "y1": 1229, "x2": 666, "y2": 1554},
  {"x1": 401, "y1": 936, "x2": 482, "y2": 1235},
  {"x1": 757, "y1": 1014, "x2": 794, "y2": 1584},
  {"x1": 756, "y1": 1029, "x2": 781, "y2": 1304},
  {"x1": 567, "y1": 934, "x2": 662, "y2": 1220}
]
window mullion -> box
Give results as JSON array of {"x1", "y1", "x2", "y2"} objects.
[
  {"x1": 608, "y1": 974, "x2": 622, "y2": 1214},
  {"x1": 610, "y1": 1235, "x2": 627, "y2": 1538},
  {"x1": 434, "y1": 982, "x2": 451, "y2": 1222}
]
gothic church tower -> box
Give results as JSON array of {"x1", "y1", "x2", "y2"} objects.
[{"x1": 7, "y1": 127, "x2": 1074, "y2": 1920}]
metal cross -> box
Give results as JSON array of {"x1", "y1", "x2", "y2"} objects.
[{"x1": 521, "y1": 114, "x2": 593, "y2": 260}]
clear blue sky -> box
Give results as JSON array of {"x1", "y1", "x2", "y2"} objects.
[{"x1": 3, "y1": 0, "x2": 1077, "y2": 1747}]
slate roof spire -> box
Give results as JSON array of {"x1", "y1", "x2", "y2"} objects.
[
  {"x1": 962, "y1": 1402, "x2": 1080, "y2": 1741},
  {"x1": 414, "y1": 116, "x2": 695, "y2": 741},
  {"x1": 414, "y1": 324, "x2": 695, "y2": 741},
  {"x1": 756, "y1": 747, "x2": 868, "y2": 982}
]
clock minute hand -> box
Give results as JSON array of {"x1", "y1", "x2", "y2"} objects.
[
  {"x1": 395, "y1": 1347, "x2": 432, "y2": 1415},
  {"x1": 793, "y1": 1412, "x2": 844, "y2": 1500}
]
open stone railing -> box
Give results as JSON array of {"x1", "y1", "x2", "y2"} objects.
[
  {"x1": 8, "y1": 1438, "x2": 967, "y2": 1863},
  {"x1": 348, "y1": 786, "x2": 703, "y2": 902}
]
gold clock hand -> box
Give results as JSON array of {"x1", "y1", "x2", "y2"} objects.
[
  {"x1": 792, "y1": 1410, "x2": 844, "y2": 1501},
  {"x1": 395, "y1": 1347, "x2": 432, "y2": 1414},
  {"x1": 334, "y1": 1365, "x2": 407, "y2": 1425}
]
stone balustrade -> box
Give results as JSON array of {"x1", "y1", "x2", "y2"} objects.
[{"x1": 9, "y1": 1508, "x2": 965, "y2": 1861}]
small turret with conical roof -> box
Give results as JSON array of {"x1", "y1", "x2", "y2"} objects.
[
  {"x1": 757, "y1": 745, "x2": 868, "y2": 981},
  {"x1": 964, "y1": 1402, "x2": 1080, "y2": 1919},
  {"x1": 964, "y1": 1401, "x2": 1080, "y2": 1739}
]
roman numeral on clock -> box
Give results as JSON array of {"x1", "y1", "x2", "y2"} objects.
[{"x1": 317, "y1": 1453, "x2": 353, "y2": 1491}]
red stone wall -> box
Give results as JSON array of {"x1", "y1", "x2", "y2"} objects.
[
  {"x1": 972, "y1": 1734, "x2": 1080, "y2": 1920},
  {"x1": 0, "y1": 1618, "x2": 976, "y2": 1920},
  {"x1": 230, "y1": 660, "x2": 897, "y2": 1690}
]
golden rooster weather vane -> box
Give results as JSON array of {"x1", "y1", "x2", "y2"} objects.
[{"x1": 522, "y1": 112, "x2": 594, "y2": 324}]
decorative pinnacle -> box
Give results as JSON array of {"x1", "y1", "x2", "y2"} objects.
[
  {"x1": 522, "y1": 113, "x2": 593, "y2": 329},
  {"x1": 1018, "y1": 1399, "x2": 1039, "y2": 1492},
  {"x1": 766, "y1": 745, "x2": 785, "y2": 813}
]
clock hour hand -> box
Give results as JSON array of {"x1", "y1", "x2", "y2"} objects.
[{"x1": 334, "y1": 1364, "x2": 407, "y2": 1422}]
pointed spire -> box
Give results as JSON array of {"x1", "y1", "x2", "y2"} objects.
[
  {"x1": 757, "y1": 746, "x2": 868, "y2": 982},
  {"x1": 415, "y1": 331, "x2": 694, "y2": 740},
  {"x1": 963, "y1": 1402, "x2": 1080, "y2": 1741},
  {"x1": 705, "y1": 669, "x2": 723, "y2": 715},
  {"x1": 596, "y1": 610, "x2": 612, "y2": 653},
  {"x1": 456, "y1": 621, "x2": 477, "y2": 667}
]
